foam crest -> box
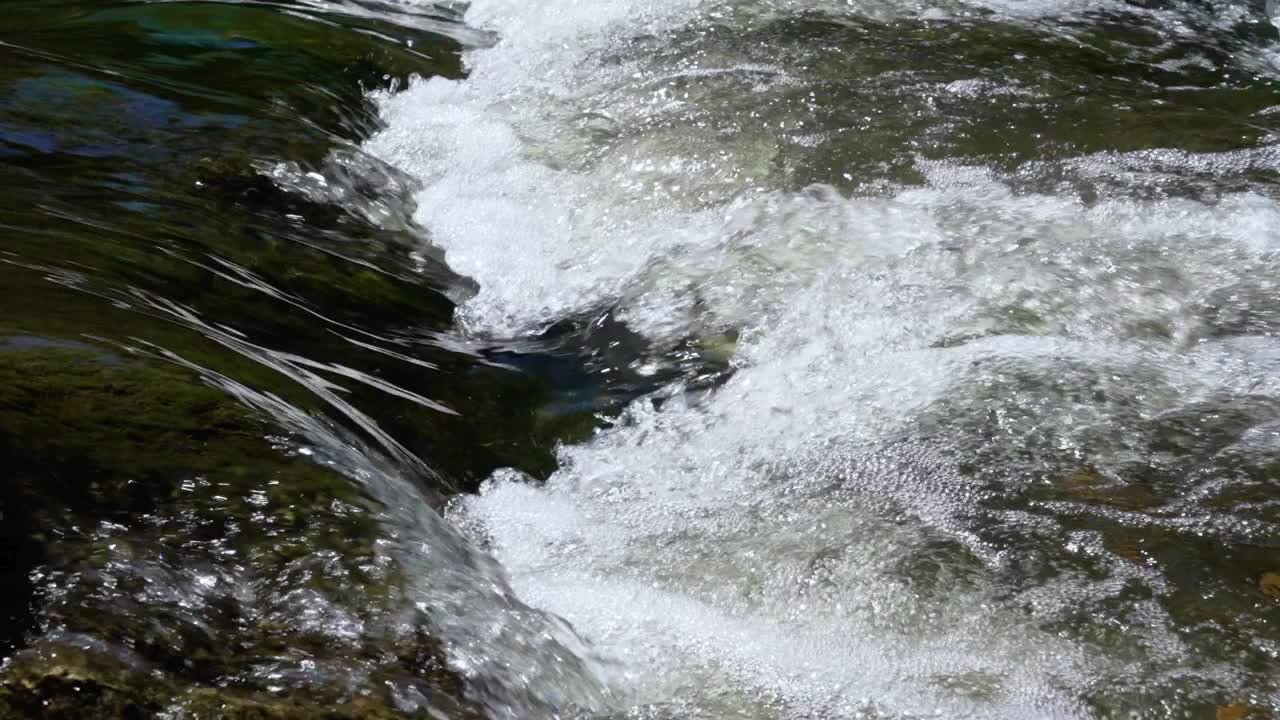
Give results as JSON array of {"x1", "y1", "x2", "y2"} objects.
[
  {"x1": 369, "y1": 0, "x2": 1280, "y2": 337},
  {"x1": 450, "y1": 174, "x2": 1280, "y2": 712}
]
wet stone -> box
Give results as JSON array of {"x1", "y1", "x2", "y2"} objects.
[{"x1": 0, "y1": 346, "x2": 483, "y2": 719}]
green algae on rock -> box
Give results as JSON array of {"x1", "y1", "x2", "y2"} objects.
[{"x1": 0, "y1": 345, "x2": 483, "y2": 718}]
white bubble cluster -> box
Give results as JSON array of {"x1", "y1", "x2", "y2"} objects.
[{"x1": 366, "y1": 0, "x2": 1280, "y2": 716}]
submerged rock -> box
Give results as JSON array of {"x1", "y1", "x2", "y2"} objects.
[{"x1": 0, "y1": 345, "x2": 483, "y2": 718}]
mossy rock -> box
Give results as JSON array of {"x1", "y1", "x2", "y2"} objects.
[
  {"x1": 0, "y1": 635, "x2": 480, "y2": 718},
  {"x1": 0, "y1": 344, "x2": 483, "y2": 718}
]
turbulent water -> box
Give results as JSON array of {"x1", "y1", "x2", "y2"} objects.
[
  {"x1": 352, "y1": 0, "x2": 1280, "y2": 717},
  {"x1": 3, "y1": 0, "x2": 1280, "y2": 717}
]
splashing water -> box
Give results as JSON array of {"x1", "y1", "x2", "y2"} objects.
[{"x1": 361, "y1": 0, "x2": 1280, "y2": 717}]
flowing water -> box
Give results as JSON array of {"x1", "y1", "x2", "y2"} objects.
[{"x1": 2, "y1": 0, "x2": 1280, "y2": 718}]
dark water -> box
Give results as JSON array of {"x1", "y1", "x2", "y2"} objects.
[{"x1": 2, "y1": 0, "x2": 1280, "y2": 718}]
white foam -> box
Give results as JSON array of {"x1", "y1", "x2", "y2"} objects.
[
  {"x1": 365, "y1": 0, "x2": 1280, "y2": 715},
  {"x1": 447, "y1": 175, "x2": 1280, "y2": 713},
  {"x1": 368, "y1": 0, "x2": 1280, "y2": 336}
]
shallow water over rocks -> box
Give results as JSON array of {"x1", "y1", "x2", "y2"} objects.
[{"x1": 3, "y1": 0, "x2": 1280, "y2": 718}]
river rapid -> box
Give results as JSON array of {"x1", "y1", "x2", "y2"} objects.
[
  {"x1": 3, "y1": 0, "x2": 1280, "y2": 718},
  {"x1": 362, "y1": 0, "x2": 1280, "y2": 717}
]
